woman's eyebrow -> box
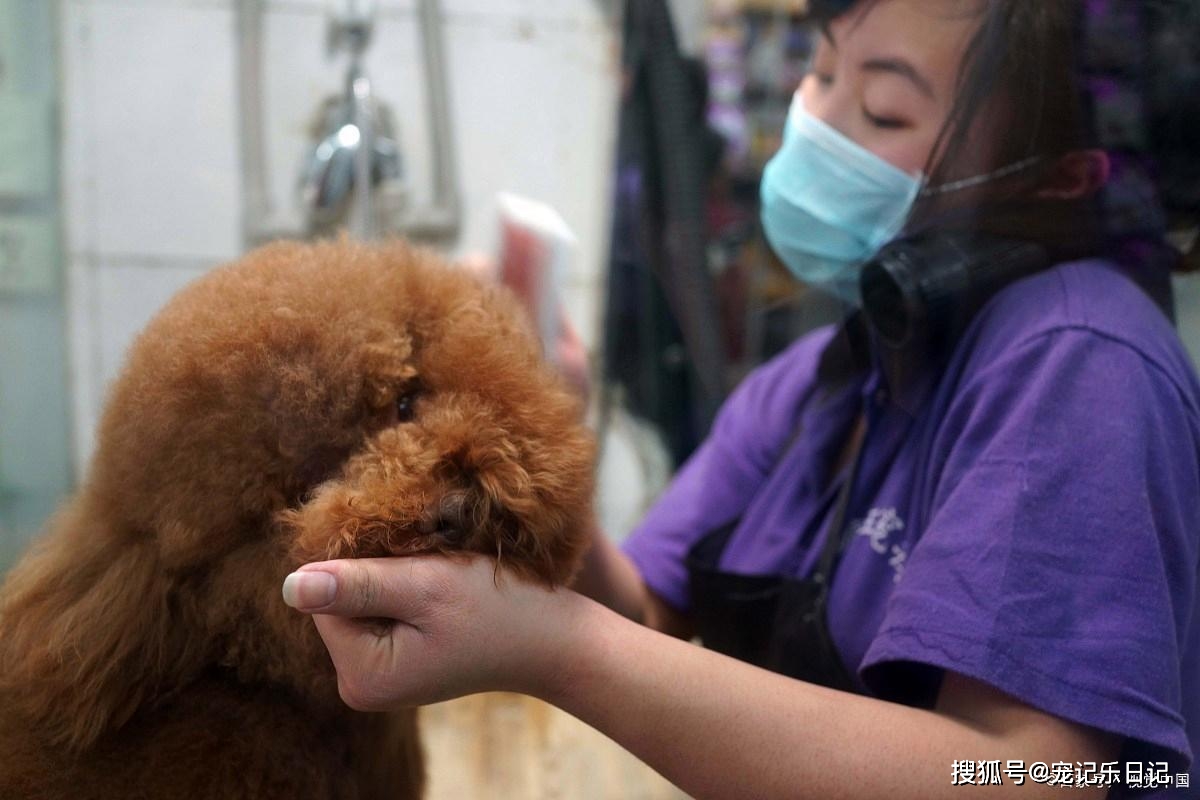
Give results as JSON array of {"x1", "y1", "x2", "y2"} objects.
[{"x1": 861, "y1": 57, "x2": 936, "y2": 100}]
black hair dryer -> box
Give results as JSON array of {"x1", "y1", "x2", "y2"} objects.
[{"x1": 860, "y1": 233, "x2": 1050, "y2": 351}]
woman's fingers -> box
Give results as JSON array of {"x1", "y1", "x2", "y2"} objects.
[
  {"x1": 556, "y1": 313, "x2": 591, "y2": 398},
  {"x1": 309, "y1": 612, "x2": 419, "y2": 711},
  {"x1": 283, "y1": 557, "x2": 437, "y2": 619},
  {"x1": 281, "y1": 554, "x2": 582, "y2": 708},
  {"x1": 283, "y1": 557, "x2": 459, "y2": 710}
]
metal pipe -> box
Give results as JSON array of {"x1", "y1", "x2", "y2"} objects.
[
  {"x1": 403, "y1": 0, "x2": 461, "y2": 243},
  {"x1": 350, "y1": 69, "x2": 375, "y2": 239},
  {"x1": 234, "y1": 0, "x2": 270, "y2": 248}
]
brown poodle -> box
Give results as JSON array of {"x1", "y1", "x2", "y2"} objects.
[{"x1": 0, "y1": 238, "x2": 595, "y2": 799}]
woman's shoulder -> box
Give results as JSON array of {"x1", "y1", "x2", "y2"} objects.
[
  {"x1": 962, "y1": 258, "x2": 1200, "y2": 406},
  {"x1": 708, "y1": 324, "x2": 846, "y2": 452},
  {"x1": 727, "y1": 323, "x2": 841, "y2": 412}
]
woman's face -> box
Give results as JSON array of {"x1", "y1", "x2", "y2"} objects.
[{"x1": 801, "y1": 0, "x2": 989, "y2": 176}]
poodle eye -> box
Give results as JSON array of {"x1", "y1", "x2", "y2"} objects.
[{"x1": 395, "y1": 392, "x2": 417, "y2": 423}]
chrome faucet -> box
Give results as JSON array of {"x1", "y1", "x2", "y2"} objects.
[
  {"x1": 295, "y1": 0, "x2": 460, "y2": 243},
  {"x1": 298, "y1": 0, "x2": 402, "y2": 239}
]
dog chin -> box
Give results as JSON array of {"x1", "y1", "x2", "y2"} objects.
[{"x1": 280, "y1": 503, "x2": 478, "y2": 569}]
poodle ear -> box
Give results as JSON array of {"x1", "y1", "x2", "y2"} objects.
[{"x1": 0, "y1": 497, "x2": 196, "y2": 751}]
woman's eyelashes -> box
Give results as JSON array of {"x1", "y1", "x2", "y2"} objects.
[
  {"x1": 806, "y1": 71, "x2": 909, "y2": 131},
  {"x1": 864, "y1": 109, "x2": 908, "y2": 130}
]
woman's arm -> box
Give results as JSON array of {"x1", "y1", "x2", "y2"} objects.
[
  {"x1": 553, "y1": 592, "x2": 1120, "y2": 799},
  {"x1": 570, "y1": 521, "x2": 693, "y2": 639},
  {"x1": 284, "y1": 556, "x2": 1120, "y2": 799}
]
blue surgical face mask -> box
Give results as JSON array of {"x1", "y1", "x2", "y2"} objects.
[
  {"x1": 760, "y1": 94, "x2": 1043, "y2": 307},
  {"x1": 760, "y1": 94, "x2": 921, "y2": 307}
]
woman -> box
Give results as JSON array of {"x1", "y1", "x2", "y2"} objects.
[{"x1": 283, "y1": 1, "x2": 1200, "y2": 796}]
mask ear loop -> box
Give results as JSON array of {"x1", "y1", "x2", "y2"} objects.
[{"x1": 919, "y1": 155, "x2": 1045, "y2": 197}]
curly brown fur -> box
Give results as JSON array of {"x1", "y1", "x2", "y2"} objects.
[{"x1": 0, "y1": 238, "x2": 595, "y2": 799}]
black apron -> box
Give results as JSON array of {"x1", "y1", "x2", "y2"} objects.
[{"x1": 684, "y1": 424, "x2": 868, "y2": 692}]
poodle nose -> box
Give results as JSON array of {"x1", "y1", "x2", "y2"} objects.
[{"x1": 417, "y1": 489, "x2": 471, "y2": 544}]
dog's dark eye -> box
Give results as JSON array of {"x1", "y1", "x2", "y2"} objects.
[{"x1": 395, "y1": 393, "x2": 417, "y2": 423}]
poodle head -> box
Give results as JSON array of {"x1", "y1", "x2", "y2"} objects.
[
  {"x1": 2, "y1": 237, "x2": 597, "y2": 746},
  {"x1": 93, "y1": 238, "x2": 595, "y2": 584}
]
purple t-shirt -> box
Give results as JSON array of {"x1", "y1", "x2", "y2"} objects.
[{"x1": 623, "y1": 259, "x2": 1200, "y2": 797}]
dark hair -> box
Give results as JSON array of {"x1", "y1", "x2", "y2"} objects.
[{"x1": 916, "y1": 1, "x2": 1102, "y2": 257}]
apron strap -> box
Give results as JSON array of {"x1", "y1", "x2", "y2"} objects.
[{"x1": 811, "y1": 421, "x2": 869, "y2": 592}]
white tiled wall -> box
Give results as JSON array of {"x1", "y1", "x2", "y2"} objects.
[
  {"x1": 61, "y1": 0, "x2": 622, "y2": 476},
  {"x1": 83, "y1": 6, "x2": 242, "y2": 261}
]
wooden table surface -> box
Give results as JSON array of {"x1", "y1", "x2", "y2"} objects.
[{"x1": 422, "y1": 693, "x2": 692, "y2": 800}]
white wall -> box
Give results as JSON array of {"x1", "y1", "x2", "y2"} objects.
[
  {"x1": 60, "y1": 0, "x2": 622, "y2": 476},
  {"x1": 0, "y1": 0, "x2": 72, "y2": 569},
  {"x1": 666, "y1": 0, "x2": 706, "y2": 54}
]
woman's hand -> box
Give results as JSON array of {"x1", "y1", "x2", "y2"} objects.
[{"x1": 282, "y1": 555, "x2": 585, "y2": 710}]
